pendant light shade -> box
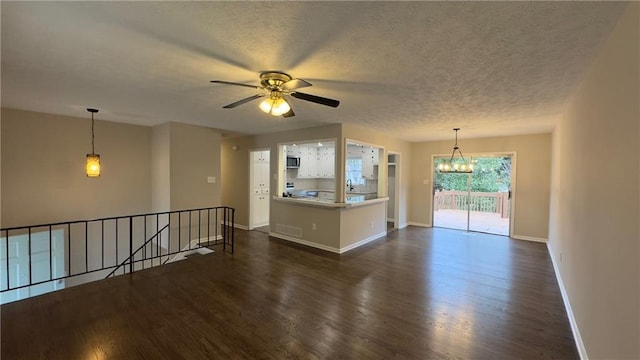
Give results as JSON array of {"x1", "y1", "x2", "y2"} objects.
[
  {"x1": 438, "y1": 128, "x2": 473, "y2": 173},
  {"x1": 259, "y1": 93, "x2": 291, "y2": 116},
  {"x1": 86, "y1": 154, "x2": 101, "y2": 177},
  {"x1": 86, "y1": 108, "x2": 101, "y2": 177}
]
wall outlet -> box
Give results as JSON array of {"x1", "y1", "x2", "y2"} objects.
[
  {"x1": 370, "y1": 221, "x2": 374, "y2": 229},
  {"x1": 423, "y1": 179, "x2": 429, "y2": 185},
  {"x1": 312, "y1": 223, "x2": 317, "y2": 230},
  {"x1": 207, "y1": 176, "x2": 216, "y2": 183},
  {"x1": 560, "y1": 252, "x2": 563, "y2": 263}
]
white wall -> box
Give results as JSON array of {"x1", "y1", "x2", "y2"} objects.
[{"x1": 548, "y1": 3, "x2": 639, "y2": 358}]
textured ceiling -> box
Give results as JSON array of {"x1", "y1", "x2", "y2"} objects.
[{"x1": 0, "y1": 1, "x2": 627, "y2": 141}]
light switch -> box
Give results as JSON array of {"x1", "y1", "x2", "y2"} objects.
[
  {"x1": 423, "y1": 179, "x2": 429, "y2": 185},
  {"x1": 207, "y1": 176, "x2": 216, "y2": 183}
]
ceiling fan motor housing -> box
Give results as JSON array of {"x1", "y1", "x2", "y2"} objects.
[{"x1": 260, "y1": 71, "x2": 292, "y2": 90}]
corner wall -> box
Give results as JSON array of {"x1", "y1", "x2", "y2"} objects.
[{"x1": 548, "y1": 3, "x2": 639, "y2": 358}]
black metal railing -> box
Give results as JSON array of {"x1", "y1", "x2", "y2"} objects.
[{"x1": 0, "y1": 206, "x2": 235, "y2": 304}]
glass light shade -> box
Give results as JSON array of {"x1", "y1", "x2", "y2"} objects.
[
  {"x1": 259, "y1": 96, "x2": 290, "y2": 116},
  {"x1": 86, "y1": 154, "x2": 101, "y2": 177}
]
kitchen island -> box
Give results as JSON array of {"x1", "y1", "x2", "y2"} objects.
[{"x1": 269, "y1": 196, "x2": 389, "y2": 253}]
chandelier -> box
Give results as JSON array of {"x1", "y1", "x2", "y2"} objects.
[{"x1": 438, "y1": 128, "x2": 473, "y2": 173}]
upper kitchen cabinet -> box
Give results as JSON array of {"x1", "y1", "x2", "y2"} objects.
[{"x1": 289, "y1": 141, "x2": 336, "y2": 179}]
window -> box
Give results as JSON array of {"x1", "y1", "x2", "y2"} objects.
[{"x1": 346, "y1": 158, "x2": 365, "y2": 185}]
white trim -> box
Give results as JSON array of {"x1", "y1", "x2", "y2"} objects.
[
  {"x1": 269, "y1": 231, "x2": 387, "y2": 254},
  {"x1": 386, "y1": 217, "x2": 395, "y2": 222},
  {"x1": 269, "y1": 232, "x2": 341, "y2": 253},
  {"x1": 511, "y1": 234, "x2": 547, "y2": 243},
  {"x1": 407, "y1": 222, "x2": 430, "y2": 228},
  {"x1": 398, "y1": 222, "x2": 409, "y2": 229},
  {"x1": 232, "y1": 223, "x2": 249, "y2": 231},
  {"x1": 547, "y1": 243, "x2": 588, "y2": 359},
  {"x1": 339, "y1": 231, "x2": 386, "y2": 253},
  {"x1": 223, "y1": 221, "x2": 250, "y2": 231}
]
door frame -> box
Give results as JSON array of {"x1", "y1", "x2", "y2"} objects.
[
  {"x1": 248, "y1": 148, "x2": 271, "y2": 230},
  {"x1": 429, "y1": 151, "x2": 517, "y2": 237},
  {"x1": 388, "y1": 151, "x2": 401, "y2": 230}
]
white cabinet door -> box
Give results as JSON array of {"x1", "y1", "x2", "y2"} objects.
[
  {"x1": 251, "y1": 150, "x2": 270, "y2": 228},
  {"x1": 252, "y1": 194, "x2": 269, "y2": 226},
  {"x1": 298, "y1": 146, "x2": 317, "y2": 178}
]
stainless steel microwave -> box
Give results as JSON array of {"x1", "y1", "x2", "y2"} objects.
[{"x1": 286, "y1": 156, "x2": 300, "y2": 168}]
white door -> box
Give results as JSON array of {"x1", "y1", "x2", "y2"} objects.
[
  {"x1": 250, "y1": 150, "x2": 270, "y2": 229},
  {"x1": 1, "y1": 229, "x2": 65, "y2": 304}
]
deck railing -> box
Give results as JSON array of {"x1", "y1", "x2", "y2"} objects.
[
  {"x1": 0, "y1": 206, "x2": 234, "y2": 304},
  {"x1": 434, "y1": 190, "x2": 509, "y2": 218}
]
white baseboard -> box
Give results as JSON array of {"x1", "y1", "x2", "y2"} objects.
[
  {"x1": 387, "y1": 217, "x2": 395, "y2": 222},
  {"x1": 233, "y1": 223, "x2": 249, "y2": 230},
  {"x1": 407, "y1": 222, "x2": 430, "y2": 228},
  {"x1": 339, "y1": 232, "x2": 386, "y2": 253},
  {"x1": 511, "y1": 234, "x2": 548, "y2": 243},
  {"x1": 268, "y1": 232, "x2": 341, "y2": 253},
  {"x1": 547, "y1": 243, "x2": 588, "y2": 359},
  {"x1": 268, "y1": 231, "x2": 386, "y2": 254},
  {"x1": 398, "y1": 222, "x2": 409, "y2": 229},
  {"x1": 224, "y1": 221, "x2": 249, "y2": 230}
]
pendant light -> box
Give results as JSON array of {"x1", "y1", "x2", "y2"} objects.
[
  {"x1": 438, "y1": 128, "x2": 473, "y2": 173},
  {"x1": 85, "y1": 108, "x2": 101, "y2": 177}
]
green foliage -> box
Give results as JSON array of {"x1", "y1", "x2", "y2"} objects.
[{"x1": 433, "y1": 157, "x2": 511, "y2": 192}]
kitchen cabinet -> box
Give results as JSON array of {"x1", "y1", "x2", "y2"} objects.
[
  {"x1": 362, "y1": 148, "x2": 379, "y2": 179},
  {"x1": 251, "y1": 150, "x2": 270, "y2": 227},
  {"x1": 252, "y1": 194, "x2": 269, "y2": 226},
  {"x1": 297, "y1": 145, "x2": 335, "y2": 179}
]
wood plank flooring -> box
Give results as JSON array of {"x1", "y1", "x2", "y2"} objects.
[{"x1": 1, "y1": 227, "x2": 578, "y2": 359}]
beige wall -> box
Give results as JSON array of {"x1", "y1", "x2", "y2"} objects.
[
  {"x1": 168, "y1": 122, "x2": 221, "y2": 210},
  {"x1": 410, "y1": 133, "x2": 551, "y2": 240},
  {"x1": 1, "y1": 108, "x2": 152, "y2": 227},
  {"x1": 548, "y1": 3, "x2": 639, "y2": 358},
  {"x1": 151, "y1": 123, "x2": 171, "y2": 212},
  {"x1": 340, "y1": 201, "x2": 386, "y2": 249}
]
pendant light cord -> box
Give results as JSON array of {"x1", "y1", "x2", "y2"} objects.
[{"x1": 91, "y1": 112, "x2": 95, "y2": 154}]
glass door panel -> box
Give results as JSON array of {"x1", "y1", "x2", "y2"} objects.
[
  {"x1": 468, "y1": 156, "x2": 511, "y2": 235},
  {"x1": 433, "y1": 160, "x2": 470, "y2": 231}
]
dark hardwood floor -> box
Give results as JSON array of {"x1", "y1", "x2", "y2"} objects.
[{"x1": 1, "y1": 227, "x2": 578, "y2": 359}]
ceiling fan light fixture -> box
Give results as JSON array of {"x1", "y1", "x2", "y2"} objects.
[{"x1": 259, "y1": 94, "x2": 290, "y2": 116}]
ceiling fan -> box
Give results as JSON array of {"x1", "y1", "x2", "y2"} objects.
[{"x1": 210, "y1": 71, "x2": 340, "y2": 118}]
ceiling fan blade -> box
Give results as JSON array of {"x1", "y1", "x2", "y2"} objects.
[
  {"x1": 281, "y1": 78, "x2": 312, "y2": 91},
  {"x1": 210, "y1": 80, "x2": 262, "y2": 90},
  {"x1": 282, "y1": 98, "x2": 295, "y2": 117},
  {"x1": 291, "y1": 92, "x2": 340, "y2": 108},
  {"x1": 222, "y1": 94, "x2": 265, "y2": 109}
]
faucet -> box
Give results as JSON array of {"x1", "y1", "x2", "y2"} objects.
[{"x1": 346, "y1": 179, "x2": 354, "y2": 192}]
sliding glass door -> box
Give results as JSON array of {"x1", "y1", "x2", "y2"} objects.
[{"x1": 433, "y1": 155, "x2": 512, "y2": 236}]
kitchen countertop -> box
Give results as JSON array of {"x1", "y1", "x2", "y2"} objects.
[{"x1": 274, "y1": 196, "x2": 388, "y2": 208}]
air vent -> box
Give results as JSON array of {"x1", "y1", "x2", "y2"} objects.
[{"x1": 275, "y1": 224, "x2": 302, "y2": 238}]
